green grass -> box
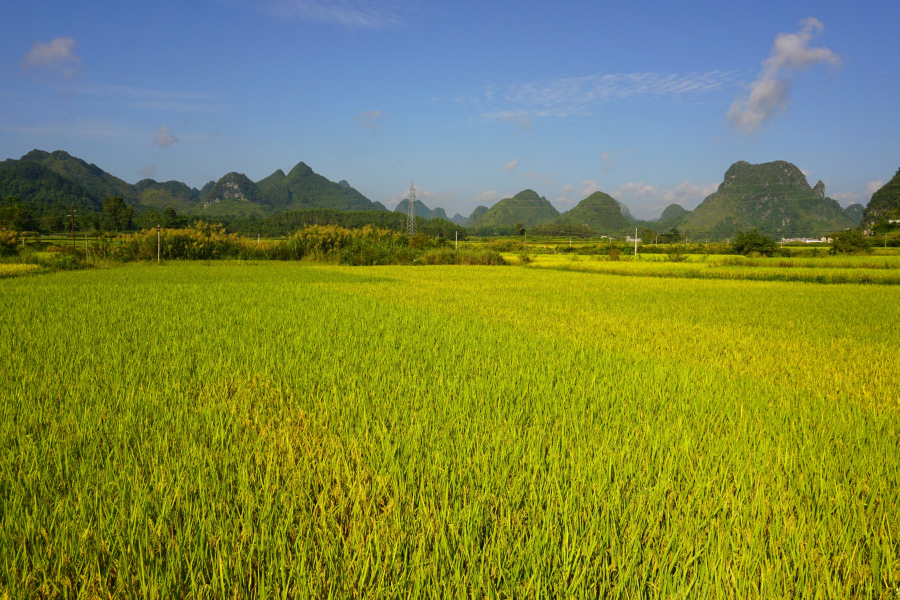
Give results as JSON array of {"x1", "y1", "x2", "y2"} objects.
[{"x1": 1, "y1": 263, "x2": 898, "y2": 597}]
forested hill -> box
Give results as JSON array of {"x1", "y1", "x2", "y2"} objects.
[
  {"x1": 0, "y1": 150, "x2": 385, "y2": 229},
  {"x1": 393, "y1": 199, "x2": 448, "y2": 221},
  {"x1": 556, "y1": 191, "x2": 632, "y2": 235},
  {"x1": 469, "y1": 190, "x2": 560, "y2": 229},
  {"x1": 680, "y1": 160, "x2": 857, "y2": 239},
  {"x1": 862, "y1": 167, "x2": 900, "y2": 226}
]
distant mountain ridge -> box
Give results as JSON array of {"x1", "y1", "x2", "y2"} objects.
[{"x1": 0, "y1": 149, "x2": 385, "y2": 220}]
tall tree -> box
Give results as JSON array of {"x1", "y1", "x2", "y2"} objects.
[{"x1": 102, "y1": 196, "x2": 134, "y2": 232}]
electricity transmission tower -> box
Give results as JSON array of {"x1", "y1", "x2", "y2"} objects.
[{"x1": 407, "y1": 181, "x2": 417, "y2": 236}]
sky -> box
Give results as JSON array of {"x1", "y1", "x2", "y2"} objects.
[{"x1": 1, "y1": 0, "x2": 898, "y2": 220}]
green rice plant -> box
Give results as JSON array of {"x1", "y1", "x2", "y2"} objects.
[{"x1": 0, "y1": 263, "x2": 897, "y2": 597}]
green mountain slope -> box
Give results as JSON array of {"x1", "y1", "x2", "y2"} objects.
[
  {"x1": 844, "y1": 203, "x2": 864, "y2": 224},
  {"x1": 862, "y1": 167, "x2": 900, "y2": 225},
  {"x1": 135, "y1": 179, "x2": 198, "y2": 213},
  {"x1": 681, "y1": 160, "x2": 856, "y2": 239},
  {"x1": 472, "y1": 190, "x2": 560, "y2": 229},
  {"x1": 450, "y1": 213, "x2": 468, "y2": 226},
  {"x1": 20, "y1": 150, "x2": 137, "y2": 204},
  {"x1": 0, "y1": 159, "x2": 99, "y2": 213},
  {"x1": 394, "y1": 199, "x2": 439, "y2": 220},
  {"x1": 199, "y1": 173, "x2": 264, "y2": 213},
  {"x1": 257, "y1": 162, "x2": 385, "y2": 212},
  {"x1": 656, "y1": 204, "x2": 690, "y2": 230},
  {"x1": 468, "y1": 206, "x2": 489, "y2": 226},
  {"x1": 557, "y1": 191, "x2": 632, "y2": 234}
]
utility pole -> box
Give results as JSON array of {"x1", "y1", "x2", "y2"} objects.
[
  {"x1": 258, "y1": 233, "x2": 260, "y2": 245},
  {"x1": 156, "y1": 224, "x2": 161, "y2": 264},
  {"x1": 634, "y1": 227, "x2": 638, "y2": 260},
  {"x1": 407, "y1": 181, "x2": 417, "y2": 236},
  {"x1": 67, "y1": 205, "x2": 76, "y2": 250},
  {"x1": 455, "y1": 230, "x2": 458, "y2": 250},
  {"x1": 524, "y1": 231, "x2": 527, "y2": 253},
  {"x1": 85, "y1": 231, "x2": 89, "y2": 262}
]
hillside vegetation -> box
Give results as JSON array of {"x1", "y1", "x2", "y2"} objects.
[
  {"x1": 862, "y1": 167, "x2": 900, "y2": 225},
  {"x1": 470, "y1": 189, "x2": 560, "y2": 229},
  {"x1": 556, "y1": 191, "x2": 632, "y2": 234},
  {"x1": 681, "y1": 161, "x2": 856, "y2": 239}
]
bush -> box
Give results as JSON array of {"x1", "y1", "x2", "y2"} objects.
[
  {"x1": 830, "y1": 229, "x2": 873, "y2": 254},
  {"x1": 0, "y1": 230, "x2": 19, "y2": 256},
  {"x1": 666, "y1": 248, "x2": 688, "y2": 262},
  {"x1": 607, "y1": 248, "x2": 621, "y2": 261},
  {"x1": 730, "y1": 229, "x2": 777, "y2": 257},
  {"x1": 419, "y1": 248, "x2": 507, "y2": 266}
]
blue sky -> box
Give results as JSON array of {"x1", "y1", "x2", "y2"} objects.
[{"x1": 1, "y1": 0, "x2": 898, "y2": 219}]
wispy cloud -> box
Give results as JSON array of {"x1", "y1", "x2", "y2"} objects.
[
  {"x1": 154, "y1": 125, "x2": 178, "y2": 148},
  {"x1": 23, "y1": 37, "x2": 82, "y2": 78},
  {"x1": 64, "y1": 84, "x2": 217, "y2": 111},
  {"x1": 601, "y1": 150, "x2": 617, "y2": 172},
  {"x1": 258, "y1": 0, "x2": 405, "y2": 28},
  {"x1": 480, "y1": 70, "x2": 734, "y2": 123},
  {"x1": 139, "y1": 165, "x2": 157, "y2": 179},
  {"x1": 355, "y1": 109, "x2": 385, "y2": 135},
  {"x1": 867, "y1": 180, "x2": 884, "y2": 195},
  {"x1": 485, "y1": 110, "x2": 533, "y2": 132},
  {"x1": 386, "y1": 183, "x2": 458, "y2": 209},
  {"x1": 501, "y1": 159, "x2": 519, "y2": 173},
  {"x1": 474, "y1": 190, "x2": 499, "y2": 204},
  {"x1": 832, "y1": 180, "x2": 886, "y2": 206},
  {"x1": 728, "y1": 18, "x2": 840, "y2": 133},
  {"x1": 6, "y1": 118, "x2": 144, "y2": 142}
]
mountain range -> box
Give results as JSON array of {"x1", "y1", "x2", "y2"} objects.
[
  {"x1": 0, "y1": 150, "x2": 882, "y2": 238},
  {"x1": 0, "y1": 150, "x2": 385, "y2": 221}
]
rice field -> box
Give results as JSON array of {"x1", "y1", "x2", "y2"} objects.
[
  {"x1": 518, "y1": 253, "x2": 900, "y2": 285},
  {"x1": 0, "y1": 263, "x2": 41, "y2": 278},
  {"x1": 1, "y1": 262, "x2": 898, "y2": 598}
]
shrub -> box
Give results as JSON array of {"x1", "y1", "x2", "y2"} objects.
[
  {"x1": 607, "y1": 248, "x2": 621, "y2": 261},
  {"x1": 0, "y1": 230, "x2": 20, "y2": 256},
  {"x1": 830, "y1": 229, "x2": 873, "y2": 254},
  {"x1": 730, "y1": 229, "x2": 777, "y2": 257}
]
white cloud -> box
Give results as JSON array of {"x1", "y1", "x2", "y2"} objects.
[
  {"x1": 474, "y1": 190, "x2": 500, "y2": 204},
  {"x1": 355, "y1": 109, "x2": 384, "y2": 135},
  {"x1": 481, "y1": 70, "x2": 733, "y2": 123},
  {"x1": 561, "y1": 183, "x2": 575, "y2": 195},
  {"x1": 501, "y1": 159, "x2": 519, "y2": 173},
  {"x1": 867, "y1": 180, "x2": 884, "y2": 195},
  {"x1": 258, "y1": 0, "x2": 404, "y2": 28},
  {"x1": 501, "y1": 193, "x2": 513, "y2": 199},
  {"x1": 139, "y1": 165, "x2": 157, "y2": 179},
  {"x1": 522, "y1": 170, "x2": 543, "y2": 180},
  {"x1": 601, "y1": 150, "x2": 618, "y2": 172},
  {"x1": 800, "y1": 167, "x2": 812, "y2": 177},
  {"x1": 832, "y1": 181, "x2": 884, "y2": 206},
  {"x1": 154, "y1": 125, "x2": 178, "y2": 148},
  {"x1": 728, "y1": 18, "x2": 840, "y2": 133},
  {"x1": 611, "y1": 180, "x2": 719, "y2": 219},
  {"x1": 23, "y1": 37, "x2": 82, "y2": 78}
]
